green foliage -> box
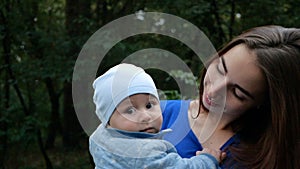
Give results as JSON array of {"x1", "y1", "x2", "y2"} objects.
[
  {"x1": 169, "y1": 70, "x2": 198, "y2": 86},
  {"x1": 160, "y1": 90, "x2": 182, "y2": 100},
  {"x1": 7, "y1": 117, "x2": 36, "y2": 144}
]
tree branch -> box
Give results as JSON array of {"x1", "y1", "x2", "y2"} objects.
[{"x1": 211, "y1": 0, "x2": 226, "y2": 44}]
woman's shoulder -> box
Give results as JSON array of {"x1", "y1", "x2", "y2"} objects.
[
  {"x1": 160, "y1": 99, "x2": 198, "y2": 108},
  {"x1": 161, "y1": 100, "x2": 195, "y2": 129},
  {"x1": 160, "y1": 100, "x2": 192, "y2": 115},
  {"x1": 160, "y1": 99, "x2": 200, "y2": 117}
]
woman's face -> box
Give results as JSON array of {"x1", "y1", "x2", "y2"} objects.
[{"x1": 203, "y1": 44, "x2": 267, "y2": 119}]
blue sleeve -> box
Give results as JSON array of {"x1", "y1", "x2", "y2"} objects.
[
  {"x1": 160, "y1": 100, "x2": 190, "y2": 130},
  {"x1": 160, "y1": 100, "x2": 203, "y2": 158},
  {"x1": 146, "y1": 152, "x2": 220, "y2": 169},
  {"x1": 160, "y1": 100, "x2": 240, "y2": 169}
]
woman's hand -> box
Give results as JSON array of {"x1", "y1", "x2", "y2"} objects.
[{"x1": 196, "y1": 148, "x2": 226, "y2": 163}]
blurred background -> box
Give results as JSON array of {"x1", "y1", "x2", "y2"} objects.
[{"x1": 1, "y1": 0, "x2": 299, "y2": 168}]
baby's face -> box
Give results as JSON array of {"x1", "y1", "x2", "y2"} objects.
[{"x1": 109, "y1": 94, "x2": 162, "y2": 133}]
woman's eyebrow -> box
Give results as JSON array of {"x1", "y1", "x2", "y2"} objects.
[
  {"x1": 222, "y1": 56, "x2": 255, "y2": 100},
  {"x1": 221, "y1": 56, "x2": 254, "y2": 100},
  {"x1": 221, "y1": 56, "x2": 228, "y2": 73}
]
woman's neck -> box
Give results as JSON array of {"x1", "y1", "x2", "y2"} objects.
[
  {"x1": 188, "y1": 100, "x2": 235, "y2": 149},
  {"x1": 189, "y1": 100, "x2": 233, "y2": 130}
]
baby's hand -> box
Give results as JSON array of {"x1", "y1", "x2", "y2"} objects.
[{"x1": 196, "y1": 148, "x2": 226, "y2": 163}]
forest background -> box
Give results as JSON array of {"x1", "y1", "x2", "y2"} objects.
[{"x1": 1, "y1": 0, "x2": 300, "y2": 169}]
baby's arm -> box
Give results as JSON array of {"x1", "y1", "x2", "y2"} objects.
[
  {"x1": 143, "y1": 140, "x2": 226, "y2": 169},
  {"x1": 196, "y1": 148, "x2": 226, "y2": 163}
]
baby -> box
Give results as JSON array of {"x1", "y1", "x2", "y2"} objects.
[{"x1": 89, "y1": 63, "x2": 225, "y2": 169}]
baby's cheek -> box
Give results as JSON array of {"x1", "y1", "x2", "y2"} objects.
[{"x1": 155, "y1": 115, "x2": 163, "y2": 128}]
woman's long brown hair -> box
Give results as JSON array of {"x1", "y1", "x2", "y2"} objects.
[{"x1": 198, "y1": 25, "x2": 300, "y2": 169}]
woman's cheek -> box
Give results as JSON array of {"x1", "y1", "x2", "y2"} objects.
[{"x1": 224, "y1": 101, "x2": 247, "y2": 117}]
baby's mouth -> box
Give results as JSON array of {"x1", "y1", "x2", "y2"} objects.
[{"x1": 139, "y1": 127, "x2": 158, "y2": 133}]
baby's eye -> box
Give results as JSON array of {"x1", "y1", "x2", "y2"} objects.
[
  {"x1": 146, "y1": 102, "x2": 153, "y2": 109},
  {"x1": 126, "y1": 107, "x2": 136, "y2": 114}
]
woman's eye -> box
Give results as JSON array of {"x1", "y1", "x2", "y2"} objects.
[
  {"x1": 146, "y1": 102, "x2": 153, "y2": 109},
  {"x1": 233, "y1": 88, "x2": 245, "y2": 101}
]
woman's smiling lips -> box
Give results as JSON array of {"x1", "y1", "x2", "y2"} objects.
[
  {"x1": 203, "y1": 94, "x2": 221, "y2": 108},
  {"x1": 205, "y1": 94, "x2": 212, "y2": 106}
]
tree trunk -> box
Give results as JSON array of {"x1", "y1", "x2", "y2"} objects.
[
  {"x1": 37, "y1": 130, "x2": 53, "y2": 169},
  {"x1": 62, "y1": 82, "x2": 83, "y2": 148},
  {"x1": 45, "y1": 78, "x2": 62, "y2": 149},
  {"x1": 0, "y1": 2, "x2": 10, "y2": 167},
  {"x1": 2, "y1": 1, "x2": 54, "y2": 168},
  {"x1": 229, "y1": 0, "x2": 236, "y2": 40},
  {"x1": 63, "y1": 0, "x2": 91, "y2": 149},
  {"x1": 211, "y1": 0, "x2": 226, "y2": 45}
]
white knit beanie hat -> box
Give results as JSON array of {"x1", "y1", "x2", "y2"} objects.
[{"x1": 92, "y1": 63, "x2": 159, "y2": 126}]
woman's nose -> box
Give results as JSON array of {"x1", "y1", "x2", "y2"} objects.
[{"x1": 207, "y1": 77, "x2": 227, "y2": 98}]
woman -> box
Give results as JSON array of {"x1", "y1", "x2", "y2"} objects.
[{"x1": 161, "y1": 25, "x2": 300, "y2": 169}]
